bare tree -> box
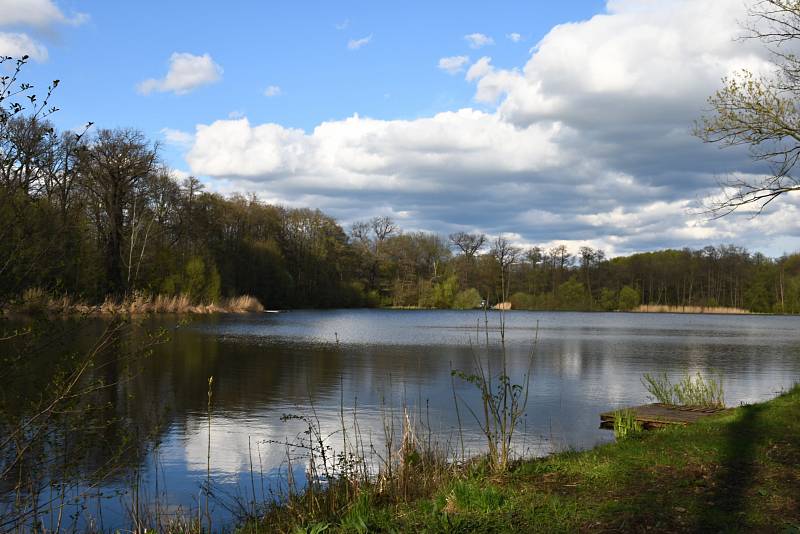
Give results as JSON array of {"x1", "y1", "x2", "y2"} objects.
[
  {"x1": 370, "y1": 216, "x2": 398, "y2": 243},
  {"x1": 491, "y1": 236, "x2": 521, "y2": 271},
  {"x1": 80, "y1": 128, "x2": 158, "y2": 295},
  {"x1": 449, "y1": 231, "x2": 487, "y2": 258},
  {"x1": 490, "y1": 235, "x2": 521, "y2": 306},
  {"x1": 695, "y1": 0, "x2": 800, "y2": 215},
  {"x1": 350, "y1": 220, "x2": 372, "y2": 249}
]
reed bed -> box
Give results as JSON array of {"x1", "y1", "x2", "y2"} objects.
[
  {"x1": 633, "y1": 304, "x2": 750, "y2": 314},
  {"x1": 4, "y1": 288, "x2": 265, "y2": 316}
]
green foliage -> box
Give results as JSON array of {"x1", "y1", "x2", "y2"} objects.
[
  {"x1": 556, "y1": 278, "x2": 587, "y2": 310},
  {"x1": 674, "y1": 373, "x2": 725, "y2": 408},
  {"x1": 599, "y1": 287, "x2": 617, "y2": 311},
  {"x1": 642, "y1": 372, "x2": 725, "y2": 408},
  {"x1": 641, "y1": 372, "x2": 675, "y2": 404},
  {"x1": 451, "y1": 321, "x2": 537, "y2": 473},
  {"x1": 509, "y1": 291, "x2": 535, "y2": 310},
  {"x1": 293, "y1": 522, "x2": 330, "y2": 534},
  {"x1": 618, "y1": 285, "x2": 640, "y2": 311},
  {"x1": 745, "y1": 281, "x2": 770, "y2": 313},
  {"x1": 443, "y1": 480, "x2": 506, "y2": 513},
  {"x1": 158, "y1": 256, "x2": 221, "y2": 304},
  {"x1": 452, "y1": 288, "x2": 482, "y2": 309},
  {"x1": 612, "y1": 409, "x2": 642, "y2": 440},
  {"x1": 431, "y1": 274, "x2": 459, "y2": 308}
]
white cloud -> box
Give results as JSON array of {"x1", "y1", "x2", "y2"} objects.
[
  {"x1": 335, "y1": 18, "x2": 349, "y2": 30},
  {"x1": 507, "y1": 32, "x2": 522, "y2": 43},
  {"x1": 464, "y1": 33, "x2": 494, "y2": 49},
  {"x1": 466, "y1": 56, "x2": 493, "y2": 82},
  {"x1": 160, "y1": 127, "x2": 194, "y2": 147},
  {"x1": 264, "y1": 85, "x2": 282, "y2": 97},
  {"x1": 183, "y1": 0, "x2": 800, "y2": 256},
  {"x1": 0, "y1": 0, "x2": 87, "y2": 28},
  {"x1": 138, "y1": 52, "x2": 223, "y2": 96},
  {"x1": 169, "y1": 168, "x2": 191, "y2": 182},
  {"x1": 438, "y1": 55, "x2": 469, "y2": 75},
  {"x1": 347, "y1": 34, "x2": 372, "y2": 50},
  {"x1": 186, "y1": 112, "x2": 563, "y2": 186},
  {"x1": 0, "y1": 0, "x2": 88, "y2": 62},
  {"x1": 0, "y1": 32, "x2": 47, "y2": 61}
]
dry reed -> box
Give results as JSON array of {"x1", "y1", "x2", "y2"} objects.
[
  {"x1": 633, "y1": 304, "x2": 750, "y2": 315},
  {"x1": 4, "y1": 288, "x2": 265, "y2": 316}
]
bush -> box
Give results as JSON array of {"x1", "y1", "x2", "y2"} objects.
[
  {"x1": 432, "y1": 274, "x2": 458, "y2": 308},
  {"x1": 599, "y1": 287, "x2": 617, "y2": 311},
  {"x1": 618, "y1": 285, "x2": 640, "y2": 311},
  {"x1": 641, "y1": 372, "x2": 725, "y2": 408},
  {"x1": 158, "y1": 256, "x2": 221, "y2": 304},
  {"x1": 452, "y1": 288, "x2": 482, "y2": 309},
  {"x1": 509, "y1": 292, "x2": 535, "y2": 310},
  {"x1": 557, "y1": 278, "x2": 588, "y2": 310}
]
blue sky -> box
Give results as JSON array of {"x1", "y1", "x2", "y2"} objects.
[
  {"x1": 23, "y1": 1, "x2": 602, "y2": 147},
  {"x1": 6, "y1": 0, "x2": 800, "y2": 256}
]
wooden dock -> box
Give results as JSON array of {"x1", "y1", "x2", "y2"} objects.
[{"x1": 600, "y1": 403, "x2": 730, "y2": 430}]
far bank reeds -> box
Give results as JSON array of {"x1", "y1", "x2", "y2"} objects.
[
  {"x1": 633, "y1": 304, "x2": 749, "y2": 314},
  {"x1": 3, "y1": 287, "x2": 264, "y2": 316}
]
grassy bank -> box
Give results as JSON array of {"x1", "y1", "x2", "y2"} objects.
[{"x1": 247, "y1": 385, "x2": 800, "y2": 533}]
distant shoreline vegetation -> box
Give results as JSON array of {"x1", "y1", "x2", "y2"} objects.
[
  {"x1": 3, "y1": 237, "x2": 799, "y2": 316},
  {"x1": 0, "y1": 288, "x2": 768, "y2": 317},
  {"x1": 1, "y1": 288, "x2": 264, "y2": 316}
]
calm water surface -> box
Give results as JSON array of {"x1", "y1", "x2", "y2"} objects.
[{"x1": 13, "y1": 310, "x2": 800, "y2": 529}]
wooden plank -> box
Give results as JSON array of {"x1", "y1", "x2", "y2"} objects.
[{"x1": 599, "y1": 403, "x2": 730, "y2": 430}]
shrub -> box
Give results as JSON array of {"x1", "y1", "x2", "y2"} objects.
[
  {"x1": 432, "y1": 274, "x2": 458, "y2": 308},
  {"x1": 599, "y1": 287, "x2": 617, "y2": 311},
  {"x1": 557, "y1": 278, "x2": 588, "y2": 310},
  {"x1": 452, "y1": 288, "x2": 482, "y2": 309},
  {"x1": 509, "y1": 292, "x2": 535, "y2": 310},
  {"x1": 618, "y1": 285, "x2": 640, "y2": 311},
  {"x1": 642, "y1": 372, "x2": 725, "y2": 408}
]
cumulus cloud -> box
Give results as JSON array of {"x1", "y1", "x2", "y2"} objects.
[
  {"x1": 0, "y1": 0, "x2": 87, "y2": 62},
  {"x1": 438, "y1": 55, "x2": 469, "y2": 74},
  {"x1": 464, "y1": 33, "x2": 494, "y2": 49},
  {"x1": 507, "y1": 32, "x2": 522, "y2": 42},
  {"x1": 465, "y1": 56, "x2": 494, "y2": 82},
  {"x1": 160, "y1": 127, "x2": 194, "y2": 147},
  {"x1": 0, "y1": 32, "x2": 47, "y2": 60},
  {"x1": 138, "y1": 52, "x2": 223, "y2": 95},
  {"x1": 264, "y1": 85, "x2": 282, "y2": 97},
  {"x1": 183, "y1": 0, "x2": 800, "y2": 256},
  {"x1": 187, "y1": 112, "x2": 562, "y2": 183},
  {"x1": 347, "y1": 35, "x2": 372, "y2": 50},
  {"x1": 0, "y1": 0, "x2": 87, "y2": 28}
]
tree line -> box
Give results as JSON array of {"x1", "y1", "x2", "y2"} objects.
[
  {"x1": 3, "y1": 55, "x2": 800, "y2": 314},
  {"x1": 1, "y1": 112, "x2": 798, "y2": 314}
]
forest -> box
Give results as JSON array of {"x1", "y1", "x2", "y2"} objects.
[
  {"x1": 2, "y1": 58, "x2": 800, "y2": 315},
  {"x1": 1, "y1": 109, "x2": 798, "y2": 314}
]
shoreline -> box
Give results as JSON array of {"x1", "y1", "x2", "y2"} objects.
[
  {"x1": 248, "y1": 385, "x2": 800, "y2": 532},
  {"x1": 1, "y1": 291, "x2": 264, "y2": 317}
]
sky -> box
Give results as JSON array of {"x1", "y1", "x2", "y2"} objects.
[{"x1": 5, "y1": 0, "x2": 800, "y2": 257}]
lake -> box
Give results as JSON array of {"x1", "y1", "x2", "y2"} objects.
[{"x1": 3, "y1": 309, "x2": 800, "y2": 530}]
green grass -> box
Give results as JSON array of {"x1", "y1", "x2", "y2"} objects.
[{"x1": 247, "y1": 385, "x2": 800, "y2": 533}]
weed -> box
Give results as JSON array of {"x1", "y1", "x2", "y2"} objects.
[
  {"x1": 642, "y1": 372, "x2": 725, "y2": 408},
  {"x1": 613, "y1": 409, "x2": 642, "y2": 440}
]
